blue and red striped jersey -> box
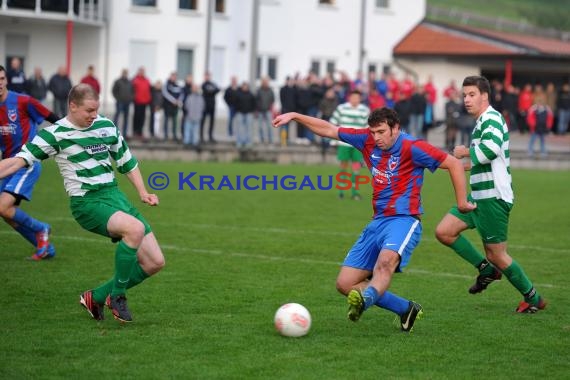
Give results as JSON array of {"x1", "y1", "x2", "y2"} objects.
[
  {"x1": 338, "y1": 127, "x2": 447, "y2": 218},
  {"x1": 0, "y1": 91, "x2": 51, "y2": 158}
]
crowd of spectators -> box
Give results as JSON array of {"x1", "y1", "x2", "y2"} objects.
[{"x1": 6, "y1": 57, "x2": 569, "y2": 153}]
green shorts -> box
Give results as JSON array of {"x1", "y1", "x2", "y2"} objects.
[
  {"x1": 70, "y1": 186, "x2": 151, "y2": 239},
  {"x1": 337, "y1": 146, "x2": 363, "y2": 162},
  {"x1": 449, "y1": 196, "x2": 512, "y2": 244}
]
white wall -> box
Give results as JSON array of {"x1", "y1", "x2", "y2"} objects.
[
  {"x1": 105, "y1": 0, "x2": 209, "y2": 104},
  {"x1": 1, "y1": 0, "x2": 427, "y2": 115},
  {"x1": 365, "y1": 0, "x2": 425, "y2": 66},
  {"x1": 211, "y1": 0, "x2": 252, "y2": 85},
  {"x1": 259, "y1": 0, "x2": 361, "y2": 83},
  {"x1": 0, "y1": 21, "x2": 66, "y2": 81}
]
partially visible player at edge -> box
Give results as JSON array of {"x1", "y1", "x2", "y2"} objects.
[
  {"x1": 0, "y1": 83, "x2": 165, "y2": 323},
  {"x1": 0, "y1": 64, "x2": 59, "y2": 260},
  {"x1": 273, "y1": 107, "x2": 475, "y2": 332},
  {"x1": 435, "y1": 75, "x2": 547, "y2": 313}
]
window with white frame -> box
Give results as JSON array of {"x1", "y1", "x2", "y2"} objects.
[
  {"x1": 375, "y1": 0, "x2": 389, "y2": 9},
  {"x1": 179, "y1": 0, "x2": 198, "y2": 10},
  {"x1": 133, "y1": 0, "x2": 157, "y2": 6},
  {"x1": 257, "y1": 55, "x2": 278, "y2": 80},
  {"x1": 310, "y1": 61, "x2": 320, "y2": 77},
  {"x1": 267, "y1": 57, "x2": 277, "y2": 80},
  {"x1": 325, "y1": 60, "x2": 335, "y2": 75},
  {"x1": 215, "y1": 0, "x2": 226, "y2": 13},
  {"x1": 310, "y1": 59, "x2": 336, "y2": 78},
  {"x1": 177, "y1": 48, "x2": 195, "y2": 80}
]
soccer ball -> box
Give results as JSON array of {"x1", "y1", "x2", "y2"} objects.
[{"x1": 274, "y1": 303, "x2": 312, "y2": 337}]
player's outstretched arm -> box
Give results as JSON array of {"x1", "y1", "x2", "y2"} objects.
[
  {"x1": 439, "y1": 154, "x2": 476, "y2": 213},
  {"x1": 0, "y1": 157, "x2": 27, "y2": 180},
  {"x1": 125, "y1": 166, "x2": 159, "y2": 206},
  {"x1": 273, "y1": 112, "x2": 339, "y2": 140}
]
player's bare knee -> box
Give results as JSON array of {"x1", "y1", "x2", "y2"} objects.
[
  {"x1": 0, "y1": 205, "x2": 11, "y2": 218},
  {"x1": 434, "y1": 224, "x2": 453, "y2": 245},
  {"x1": 335, "y1": 278, "x2": 351, "y2": 295},
  {"x1": 124, "y1": 222, "x2": 146, "y2": 246}
]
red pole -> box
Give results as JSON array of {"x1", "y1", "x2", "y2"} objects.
[
  {"x1": 504, "y1": 59, "x2": 512, "y2": 87},
  {"x1": 66, "y1": 20, "x2": 74, "y2": 76}
]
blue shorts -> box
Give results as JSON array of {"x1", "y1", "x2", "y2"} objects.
[
  {"x1": 0, "y1": 162, "x2": 41, "y2": 203},
  {"x1": 342, "y1": 215, "x2": 422, "y2": 272}
]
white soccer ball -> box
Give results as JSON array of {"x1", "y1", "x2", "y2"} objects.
[{"x1": 274, "y1": 303, "x2": 312, "y2": 337}]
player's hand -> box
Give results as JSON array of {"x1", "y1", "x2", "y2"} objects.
[
  {"x1": 272, "y1": 112, "x2": 294, "y2": 128},
  {"x1": 141, "y1": 193, "x2": 159, "y2": 206},
  {"x1": 453, "y1": 145, "x2": 469, "y2": 159},
  {"x1": 457, "y1": 200, "x2": 476, "y2": 213}
]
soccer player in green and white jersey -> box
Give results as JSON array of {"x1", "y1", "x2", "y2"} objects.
[
  {"x1": 435, "y1": 75, "x2": 546, "y2": 313},
  {"x1": 0, "y1": 84, "x2": 165, "y2": 322},
  {"x1": 329, "y1": 90, "x2": 369, "y2": 200}
]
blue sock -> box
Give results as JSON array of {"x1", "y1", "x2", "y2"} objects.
[
  {"x1": 374, "y1": 291, "x2": 410, "y2": 315},
  {"x1": 14, "y1": 224, "x2": 38, "y2": 246},
  {"x1": 13, "y1": 209, "x2": 46, "y2": 232},
  {"x1": 363, "y1": 286, "x2": 379, "y2": 310}
]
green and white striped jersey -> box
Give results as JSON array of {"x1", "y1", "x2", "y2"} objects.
[
  {"x1": 329, "y1": 102, "x2": 369, "y2": 146},
  {"x1": 16, "y1": 115, "x2": 138, "y2": 197},
  {"x1": 469, "y1": 105, "x2": 513, "y2": 203}
]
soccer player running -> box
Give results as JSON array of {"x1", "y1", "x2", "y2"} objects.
[
  {"x1": 435, "y1": 75, "x2": 547, "y2": 313},
  {"x1": 273, "y1": 107, "x2": 474, "y2": 332},
  {"x1": 0, "y1": 64, "x2": 59, "y2": 260},
  {"x1": 330, "y1": 90, "x2": 369, "y2": 200},
  {"x1": 0, "y1": 84, "x2": 165, "y2": 323}
]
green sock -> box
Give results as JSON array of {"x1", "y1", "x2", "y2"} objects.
[
  {"x1": 128, "y1": 262, "x2": 150, "y2": 288},
  {"x1": 476, "y1": 259, "x2": 496, "y2": 277},
  {"x1": 111, "y1": 241, "x2": 138, "y2": 297},
  {"x1": 92, "y1": 262, "x2": 150, "y2": 304},
  {"x1": 351, "y1": 172, "x2": 359, "y2": 197},
  {"x1": 338, "y1": 169, "x2": 349, "y2": 197},
  {"x1": 503, "y1": 260, "x2": 540, "y2": 303},
  {"x1": 450, "y1": 235, "x2": 487, "y2": 268}
]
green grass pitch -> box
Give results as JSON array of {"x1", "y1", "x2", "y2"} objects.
[{"x1": 1, "y1": 160, "x2": 569, "y2": 379}]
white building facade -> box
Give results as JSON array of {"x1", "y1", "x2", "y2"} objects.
[{"x1": 1, "y1": 0, "x2": 426, "y2": 113}]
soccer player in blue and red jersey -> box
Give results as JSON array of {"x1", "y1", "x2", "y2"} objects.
[
  {"x1": 273, "y1": 107, "x2": 475, "y2": 332},
  {"x1": 0, "y1": 64, "x2": 59, "y2": 260}
]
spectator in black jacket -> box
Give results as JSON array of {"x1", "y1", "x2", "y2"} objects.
[
  {"x1": 26, "y1": 67, "x2": 48, "y2": 103},
  {"x1": 224, "y1": 76, "x2": 239, "y2": 138},
  {"x1": 7, "y1": 57, "x2": 26, "y2": 94},
  {"x1": 502, "y1": 84, "x2": 519, "y2": 132},
  {"x1": 181, "y1": 74, "x2": 194, "y2": 132},
  {"x1": 279, "y1": 76, "x2": 296, "y2": 146},
  {"x1": 48, "y1": 65, "x2": 73, "y2": 118},
  {"x1": 409, "y1": 86, "x2": 426, "y2": 138},
  {"x1": 234, "y1": 82, "x2": 256, "y2": 149},
  {"x1": 112, "y1": 69, "x2": 134, "y2": 138},
  {"x1": 295, "y1": 77, "x2": 313, "y2": 141},
  {"x1": 162, "y1": 72, "x2": 183, "y2": 141},
  {"x1": 200, "y1": 72, "x2": 220, "y2": 143},
  {"x1": 556, "y1": 83, "x2": 570, "y2": 135}
]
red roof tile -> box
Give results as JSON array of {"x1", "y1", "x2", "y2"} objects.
[
  {"x1": 394, "y1": 22, "x2": 570, "y2": 57},
  {"x1": 459, "y1": 25, "x2": 570, "y2": 55}
]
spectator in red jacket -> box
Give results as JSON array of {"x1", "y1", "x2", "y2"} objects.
[
  {"x1": 526, "y1": 97, "x2": 554, "y2": 158},
  {"x1": 443, "y1": 79, "x2": 458, "y2": 101},
  {"x1": 131, "y1": 67, "x2": 152, "y2": 140},
  {"x1": 517, "y1": 83, "x2": 533, "y2": 134},
  {"x1": 80, "y1": 65, "x2": 101, "y2": 94}
]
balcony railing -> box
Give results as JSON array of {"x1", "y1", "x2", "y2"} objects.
[{"x1": 0, "y1": 0, "x2": 105, "y2": 24}]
